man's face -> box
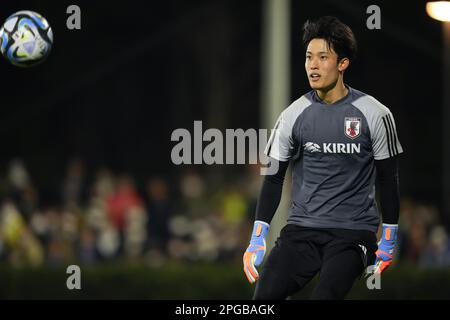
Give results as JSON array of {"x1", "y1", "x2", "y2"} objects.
[{"x1": 305, "y1": 38, "x2": 341, "y2": 91}]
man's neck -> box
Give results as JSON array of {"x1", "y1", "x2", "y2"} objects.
[{"x1": 316, "y1": 81, "x2": 348, "y2": 104}]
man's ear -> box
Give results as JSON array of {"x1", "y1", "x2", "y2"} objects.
[{"x1": 338, "y1": 58, "x2": 350, "y2": 72}]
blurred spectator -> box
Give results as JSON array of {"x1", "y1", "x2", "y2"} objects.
[
  {"x1": 404, "y1": 220, "x2": 428, "y2": 263},
  {"x1": 398, "y1": 199, "x2": 442, "y2": 265},
  {"x1": 44, "y1": 208, "x2": 76, "y2": 266},
  {"x1": 29, "y1": 210, "x2": 51, "y2": 248},
  {"x1": 178, "y1": 170, "x2": 209, "y2": 218},
  {"x1": 91, "y1": 167, "x2": 115, "y2": 200},
  {"x1": 218, "y1": 187, "x2": 248, "y2": 226},
  {"x1": 79, "y1": 227, "x2": 97, "y2": 264},
  {"x1": 1, "y1": 201, "x2": 26, "y2": 251},
  {"x1": 105, "y1": 174, "x2": 143, "y2": 232},
  {"x1": 419, "y1": 226, "x2": 450, "y2": 268},
  {"x1": 62, "y1": 158, "x2": 87, "y2": 209},
  {"x1": 96, "y1": 221, "x2": 121, "y2": 260},
  {"x1": 124, "y1": 206, "x2": 147, "y2": 259},
  {"x1": 7, "y1": 159, "x2": 30, "y2": 191},
  {"x1": 0, "y1": 200, "x2": 44, "y2": 267},
  {"x1": 6, "y1": 159, "x2": 38, "y2": 221},
  {"x1": 145, "y1": 177, "x2": 173, "y2": 254}
]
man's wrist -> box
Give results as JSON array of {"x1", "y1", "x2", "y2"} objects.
[
  {"x1": 252, "y1": 220, "x2": 270, "y2": 239},
  {"x1": 380, "y1": 223, "x2": 398, "y2": 244}
]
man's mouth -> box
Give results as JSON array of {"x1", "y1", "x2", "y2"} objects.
[{"x1": 310, "y1": 73, "x2": 321, "y2": 81}]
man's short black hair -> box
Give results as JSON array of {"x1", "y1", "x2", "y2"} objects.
[{"x1": 302, "y1": 16, "x2": 357, "y2": 62}]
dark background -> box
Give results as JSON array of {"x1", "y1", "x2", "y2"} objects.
[
  {"x1": 0, "y1": 0, "x2": 264, "y2": 204},
  {"x1": 0, "y1": 0, "x2": 443, "y2": 211}
]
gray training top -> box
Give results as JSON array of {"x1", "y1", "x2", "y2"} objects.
[{"x1": 265, "y1": 86, "x2": 403, "y2": 233}]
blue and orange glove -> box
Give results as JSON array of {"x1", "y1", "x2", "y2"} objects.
[
  {"x1": 243, "y1": 220, "x2": 269, "y2": 284},
  {"x1": 374, "y1": 224, "x2": 398, "y2": 274}
]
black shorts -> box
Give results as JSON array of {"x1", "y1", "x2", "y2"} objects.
[{"x1": 253, "y1": 223, "x2": 378, "y2": 300}]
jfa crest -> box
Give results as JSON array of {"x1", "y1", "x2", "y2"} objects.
[{"x1": 345, "y1": 117, "x2": 361, "y2": 139}]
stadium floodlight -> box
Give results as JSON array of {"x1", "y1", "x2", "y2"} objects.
[{"x1": 426, "y1": 1, "x2": 450, "y2": 22}]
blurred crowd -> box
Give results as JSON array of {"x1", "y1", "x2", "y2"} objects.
[
  {"x1": 0, "y1": 158, "x2": 449, "y2": 269},
  {"x1": 0, "y1": 158, "x2": 258, "y2": 268},
  {"x1": 397, "y1": 198, "x2": 450, "y2": 268}
]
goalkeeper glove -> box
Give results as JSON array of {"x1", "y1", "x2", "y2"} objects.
[
  {"x1": 243, "y1": 220, "x2": 269, "y2": 284},
  {"x1": 374, "y1": 223, "x2": 398, "y2": 274}
]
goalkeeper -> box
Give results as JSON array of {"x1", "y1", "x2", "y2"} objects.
[{"x1": 243, "y1": 16, "x2": 403, "y2": 299}]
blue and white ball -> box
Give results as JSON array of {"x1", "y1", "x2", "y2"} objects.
[{"x1": 0, "y1": 11, "x2": 53, "y2": 67}]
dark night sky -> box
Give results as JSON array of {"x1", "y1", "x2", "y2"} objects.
[{"x1": 0, "y1": 0, "x2": 445, "y2": 211}]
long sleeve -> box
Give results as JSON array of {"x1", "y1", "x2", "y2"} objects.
[
  {"x1": 254, "y1": 159, "x2": 290, "y2": 224},
  {"x1": 375, "y1": 156, "x2": 400, "y2": 224}
]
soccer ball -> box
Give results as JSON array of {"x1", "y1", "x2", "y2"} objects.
[{"x1": 0, "y1": 11, "x2": 53, "y2": 67}]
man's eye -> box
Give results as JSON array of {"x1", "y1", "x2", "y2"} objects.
[
  {"x1": 306, "y1": 56, "x2": 311, "y2": 60},
  {"x1": 320, "y1": 56, "x2": 327, "y2": 60}
]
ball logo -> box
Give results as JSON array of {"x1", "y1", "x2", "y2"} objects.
[
  {"x1": 345, "y1": 117, "x2": 361, "y2": 139},
  {"x1": 0, "y1": 10, "x2": 53, "y2": 67}
]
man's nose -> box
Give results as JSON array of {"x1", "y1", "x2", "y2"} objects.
[{"x1": 309, "y1": 58, "x2": 319, "y2": 69}]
